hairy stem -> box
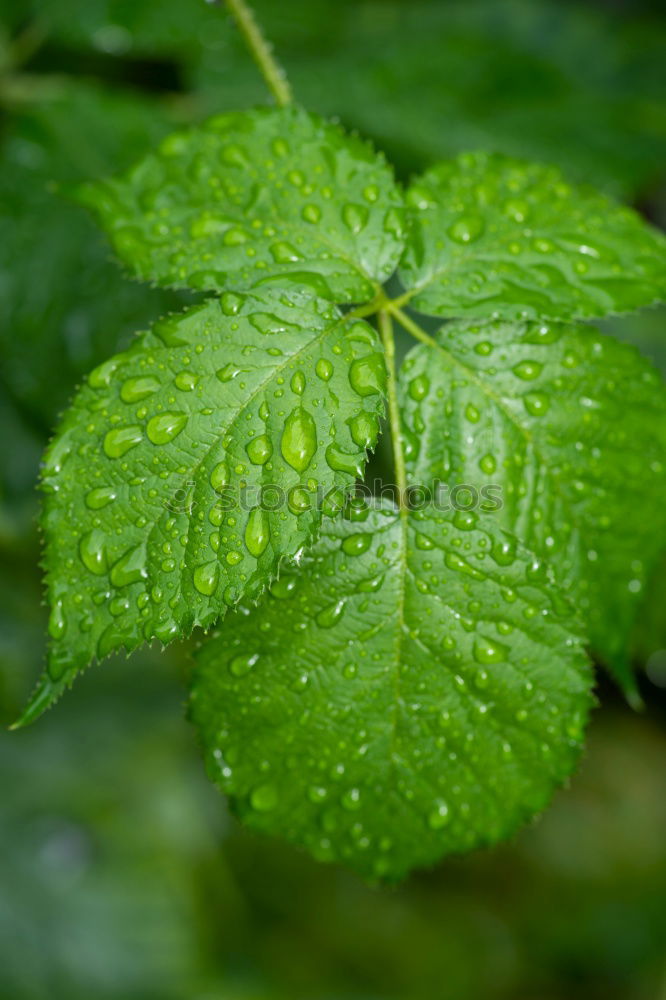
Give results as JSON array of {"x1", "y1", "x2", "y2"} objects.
[
  {"x1": 222, "y1": 0, "x2": 292, "y2": 107},
  {"x1": 378, "y1": 310, "x2": 407, "y2": 510}
]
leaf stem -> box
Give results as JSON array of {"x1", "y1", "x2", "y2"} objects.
[
  {"x1": 378, "y1": 309, "x2": 407, "y2": 510},
  {"x1": 221, "y1": 0, "x2": 292, "y2": 107},
  {"x1": 387, "y1": 303, "x2": 436, "y2": 348}
]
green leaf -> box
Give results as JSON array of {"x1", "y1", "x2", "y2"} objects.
[
  {"x1": 190, "y1": 501, "x2": 592, "y2": 880},
  {"x1": 80, "y1": 106, "x2": 405, "y2": 303},
  {"x1": 399, "y1": 153, "x2": 666, "y2": 322},
  {"x1": 20, "y1": 289, "x2": 386, "y2": 726},
  {"x1": 398, "y1": 316, "x2": 666, "y2": 692}
]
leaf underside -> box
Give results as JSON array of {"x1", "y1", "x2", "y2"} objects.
[
  {"x1": 20, "y1": 289, "x2": 386, "y2": 725},
  {"x1": 79, "y1": 105, "x2": 406, "y2": 304},
  {"x1": 398, "y1": 317, "x2": 666, "y2": 691},
  {"x1": 399, "y1": 152, "x2": 666, "y2": 322},
  {"x1": 191, "y1": 502, "x2": 593, "y2": 880}
]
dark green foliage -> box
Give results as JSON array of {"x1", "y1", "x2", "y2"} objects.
[{"x1": 3, "y1": 0, "x2": 666, "y2": 885}]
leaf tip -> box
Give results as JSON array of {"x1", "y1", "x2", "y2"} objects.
[{"x1": 11, "y1": 674, "x2": 63, "y2": 730}]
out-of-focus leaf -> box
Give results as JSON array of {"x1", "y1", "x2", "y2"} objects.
[
  {"x1": 0, "y1": 650, "x2": 225, "y2": 1000},
  {"x1": 0, "y1": 81, "x2": 189, "y2": 426},
  {"x1": 13, "y1": 0, "x2": 666, "y2": 196}
]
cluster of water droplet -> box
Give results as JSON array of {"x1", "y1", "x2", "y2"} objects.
[
  {"x1": 400, "y1": 150, "x2": 666, "y2": 323},
  {"x1": 191, "y1": 499, "x2": 591, "y2": 879},
  {"x1": 40, "y1": 288, "x2": 386, "y2": 685},
  {"x1": 87, "y1": 106, "x2": 406, "y2": 304},
  {"x1": 397, "y1": 314, "x2": 666, "y2": 671}
]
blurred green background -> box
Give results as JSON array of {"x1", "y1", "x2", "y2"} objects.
[{"x1": 1, "y1": 1, "x2": 665, "y2": 997}]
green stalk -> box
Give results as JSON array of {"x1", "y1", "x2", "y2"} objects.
[
  {"x1": 222, "y1": 0, "x2": 292, "y2": 106},
  {"x1": 378, "y1": 309, "x2": 407, "y2": 510}
]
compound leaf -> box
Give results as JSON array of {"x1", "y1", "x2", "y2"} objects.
[
  {"x1": 20, "y1": 289, "x2": 386, "y2": 726},
  {"x1": 398, "y1": 317, "x2": 666, "y2": 693},
  {"x1": 80, "y1": 106, "x2": 405, "y2": 304},
  {"x1": 191, "y1": 501, "x2": 592, "y2": 880},
  {"x1": 399, "y1": 153, "x2": 666, "y2": 322}
]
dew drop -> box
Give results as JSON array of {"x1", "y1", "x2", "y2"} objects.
[
  {"x1": 146, "y1": 412, "x2": 187, "y2": 444},
  {"x1": 250, "y1": 783, "x2": 278, "y2": 811},
  {"x1": 223, "y1": 227, "x2": 248, "y2": 246},
  {"x1": 349, "y1": 353, "x2": 386, "y2": 397},
  {"x1": 383, "y1": 207, "x2": 404, "y2": 238},
  {"x1": 342, "y1": 203, "x2": 368, "y2": 234},
  {"x1": 110, "y1": 543, "x2": 147, "y2": 587},
  {"x1": 220, "y1": 292, "x2": 244, "y2": 316},
  {"x1": 246, "y1": 434, "x2": 273, "y2": 465},
  {"x1": 85, "y1": 486, "x2": 117, "y2": 510},
  {"x1": 109, "y1": 596, "x2": 130, "y2": 617},
  {"x1": 308, "y1": 785, "x2": 328, "y2": 803},
  {"x1": 228, "y1": 652, "x2": 258, "y2": 678},
  {"x1": 523, "y1": 323, "x2": 560, "y2": 345},
  {"x1": 103, "y1": 425, "x2": 143, "y2": 458},
  {"x1": 348, "y1": 411, "x2": 379, "y2": 450},
  {"x1": 216, "y1": 363, "x2": 243, "y2": 383},
  {"x1": 325, "y1": 444, "x2": 364, "y2": 478},
  {"x1": 270, "y1": 241, "x2": 303, "y2": 264},
  {"x1": 448, "y1": 214, "x2": 484, "y2": 243},
  {"x1": 193, "y1": 560, "x2": 219, "y2": 596},
  {"x1": 316, "y1": 599, "x2": 346, "y2": 628},
  {"x1": 220, "y1": 143, "x2": 247, "y2": 167},
  {"x1": 453, "y1": 510, "x2": 477, "y2": 532},
  {"x1": 523, "y1": 392, "x2": 550, "y2": 417},
  {"x1": 210, "y1": 460, "x2": 229, "y2": 491},
  {"x1": 97, "y1": 622, "x2": 133, "y2": 660},
  {"x1": 42, "y1": 437, "x2": 72, "y2": 478},
  {"x1": 357, "y1": 574, "x2": 384, "y2": 593},
  {"x1": 503, "y1": 198, "x2": 530, "y2": 222},
  {"x1": 288, "y1": 486, "x2": 311, "y2": 514},
  {"x1": 270, "y1": 576, "x2": 297, "y2": 599},
  {"x1": 473, "y1": 635, "x2": 509, "y2": 664},
  {"x1": 342, "y1": 533, "x2": 372, "y2": 557},
  {"x1": 281, "y1": 406, "x2": 317, "y2": 472},
  {"x1": 301, "y1": 203, "x2": 321, "y2": 224},
  {"x1": 175, "y1": 371, "x2": 199, "y2": 391},
  {"x1": 271, "y1": 137, "x2": 289, "y2": 157},
  {"x1": 245, "y1": 506, "x2": 270, "y2": 558},
  {"x1": 79, "y1": 530, "x2": 108, "y2": 576},
  {"x1": 409, "y1": 374, "x2": 430, "y2": 401},
  {"x1": 48, "y1": 599, "x2": 67, "y2": 640},
  {"x1": 512, "y1": 360, "x2": 543, "y2": 381},
  {"x1": 491, "y1": 537, "x2": 516, "y2": 566},
  {"x1": 89, "y1": 357, "x2": 121, "y2": 389},
  {"x1": 290, "y1": 371, "x2": 306, "y2": 395},
  {"x1": 120, "y1": 375, "x2": 160, "y2": 403},
  {"x1": 341, "y1": 787, "x2": 362, "y2": 811},
  {"x1": 414, "y1": 532, "x2": 434, "y2": 550},
  {"x1": 315, "y1": 358, "x2": 333, "y2": 381},
  {"x1": 427, "y1": 800, "x2": 450, "y2": 830}
]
